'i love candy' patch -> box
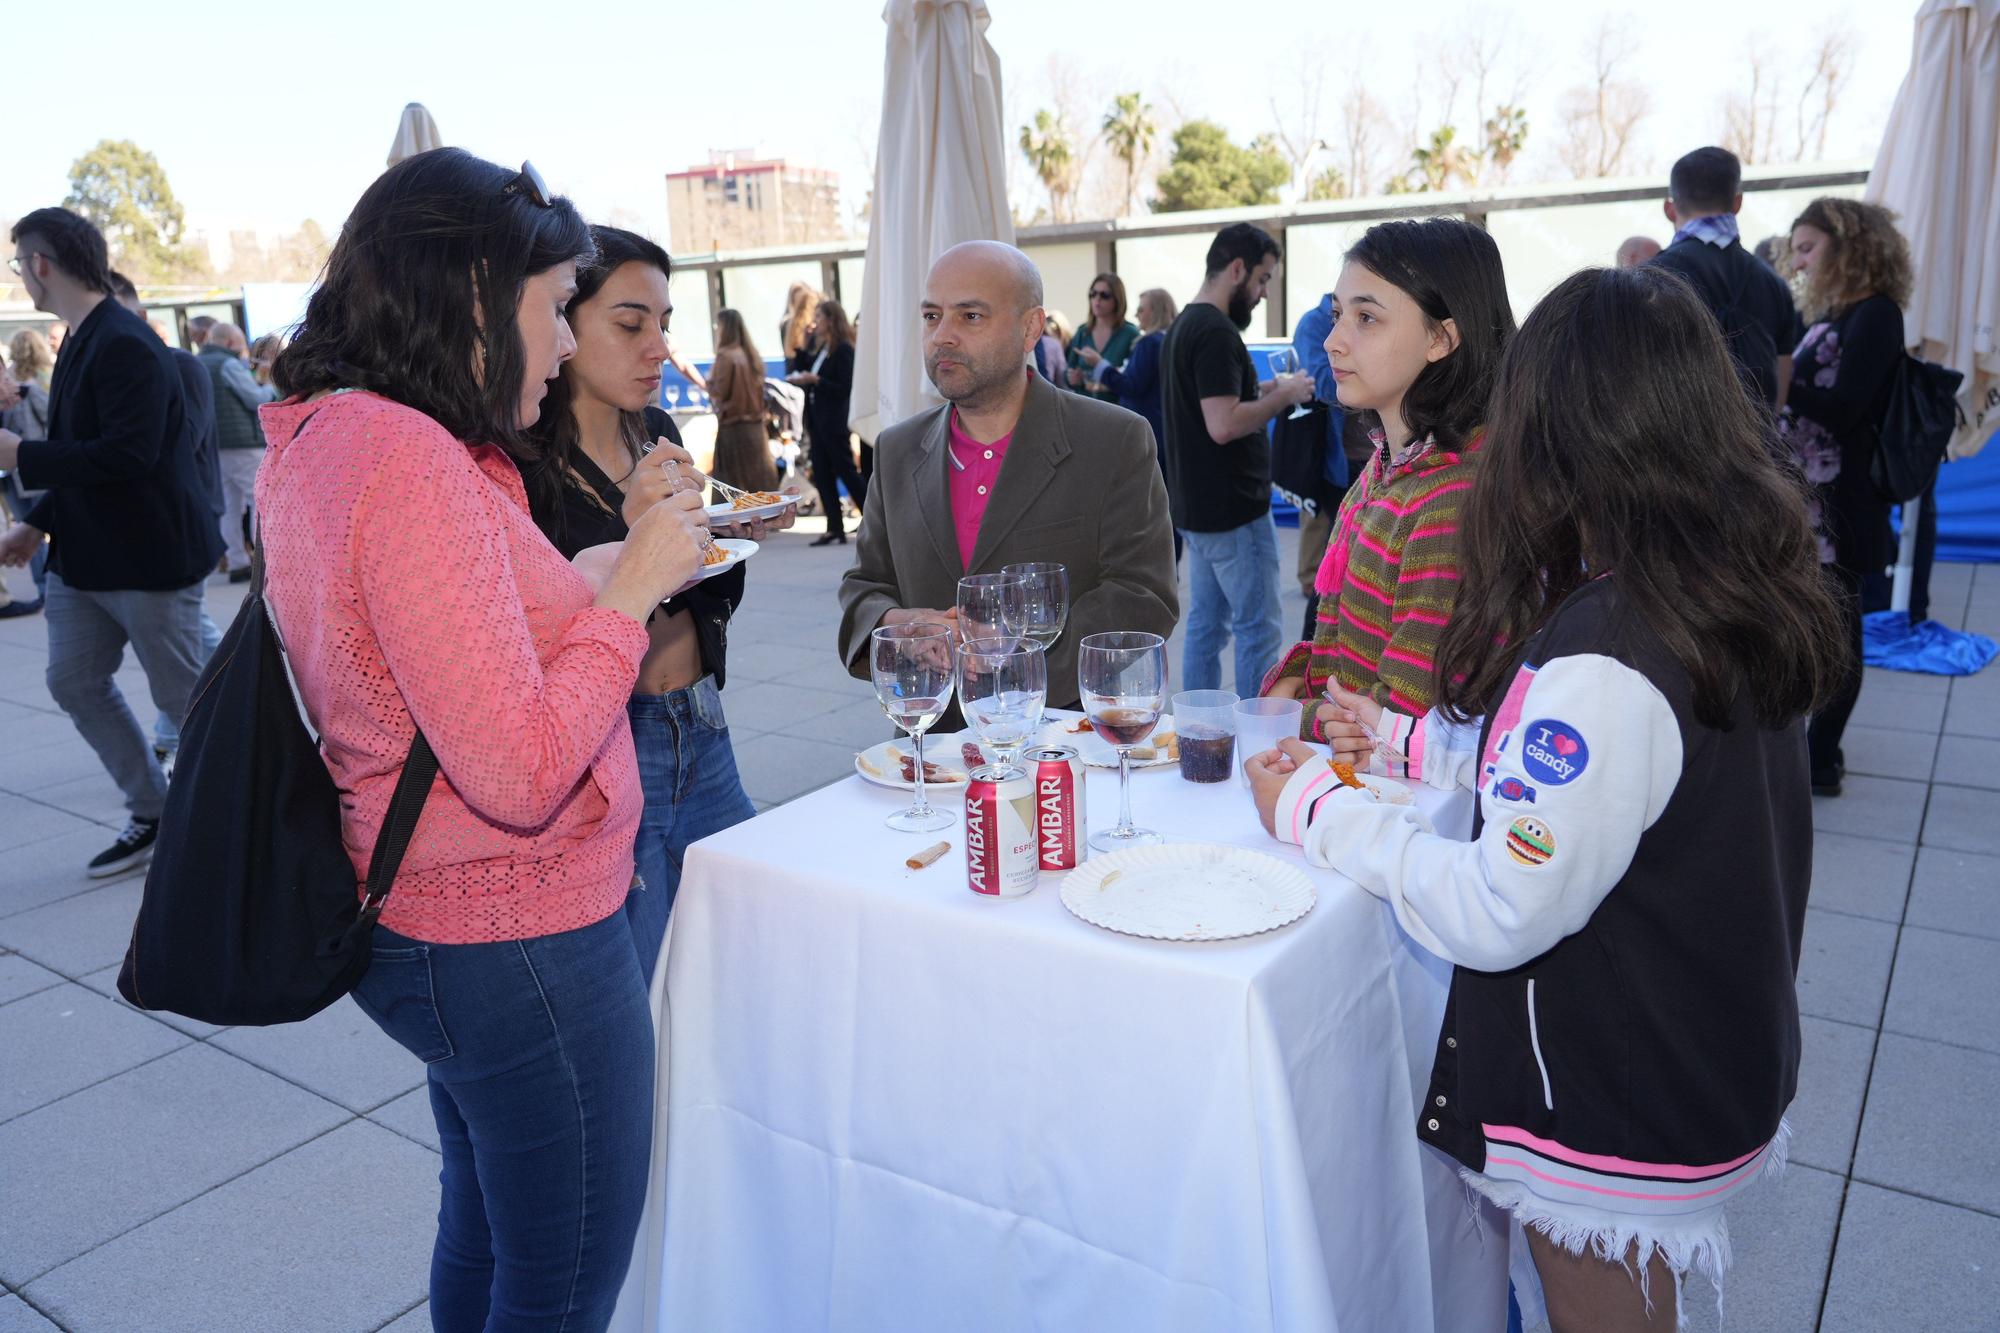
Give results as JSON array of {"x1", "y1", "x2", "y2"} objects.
[{"x1": 1520, "y1": 720, "x2": 1589, "y2": 786}]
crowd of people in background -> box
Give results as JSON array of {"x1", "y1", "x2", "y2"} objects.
[{"x1": 0, "y1": 133, "x2": 1932, "y2": 1330}]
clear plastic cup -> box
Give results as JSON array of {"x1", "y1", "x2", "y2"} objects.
[
  {"x1": 1173, "y1": 689, "x2": 1238, "y2": 783},
  {"x1": 1233, "y1": 697, "x2": 1304, "y2": 788}
]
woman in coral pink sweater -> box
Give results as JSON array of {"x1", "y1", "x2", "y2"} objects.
[{"x1": 255, "y1": 150, "x2": 711, "y2": 1331}]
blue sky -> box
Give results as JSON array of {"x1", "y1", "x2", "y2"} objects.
[{"x1": 7, "y1": 0, "x2": 1913, "y2": 252}]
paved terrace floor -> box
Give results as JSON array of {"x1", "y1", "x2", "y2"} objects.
[{"x1": 1, "y1": 516, "x2": 1997, "y2": 1332}]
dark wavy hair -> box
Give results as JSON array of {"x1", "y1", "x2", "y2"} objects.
[
  {"x1": 1344, "y1": 218, "x2": 1515, "y2": 452},
  {"x1": 273, "y1": 149, "x2": 593, "y2": 456},
  {"x1": 1435, "y1": 266, "x2": 1844, "y2": 729},
  {"x1": 522, "y1": 226, "x2": 675, "y2": 544}
]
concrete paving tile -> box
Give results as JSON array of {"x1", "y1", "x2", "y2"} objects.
[
  {"x1": 78, "y1": 964, "x2": 229, "y2": 1040},
  {"x1": 24, "y1": 773, "x2": 128, "y2": 829},
  {"x1": 0, "y1": 879, "x2": 146, "y2": 978},
  {"x1": 378, "y1": 1303, "x2": 431, "y2": 1333},
  {"x1": 1924, "y1": 783, "x2": 2000, "y2": 856},
  {"x1": 1945, "y1": 691, "x2": 2000, "y2": 739},
  {"x1": 1905, "y1": 846, "x2": 2000, "y2": 940},
  {"x1": 0, "y1": 709, "x2": 86, "y2": 756},
  {"x1": 726, "y1": 638, "x2": 854, "y2": 686},
  {"x1": 726, "y1": 677, "x2": 872, "y2": 727},
  {"x1": 730, "y1": 730, "x2": 865, "y2": 806},
  {"x1": 1933, "y1": 734, "x2": 2000, "y2": 791},
  {"x1": 1807, "y1": 829, "x2": 1914, "y2": 921},
  {"x1": 1821, "y1": 1182, "x2": 2000, "y2": 1332},
  {"x1": 1680, "y1": 1163, "x2": 1843, "y2": 1333},
  {"x1": 1795, "y1": 907, "x2": 1898, "y2": 1028},
  {"x1": 1850, "y1": 684, "x2": 1948, "y2": 734},
  {"x1": 0, "y1": 1044, "x2": 349, "y2": 1285},
  {"x1": 1811, "y1": 774, "x2": 1930, "y2": 844},
  {"x1": 208, "y1": 995, "x2": 422, "y2": 1113},
  {"x1": 0, "y1": 1296, "x2": 59, "y2": 1332},
  {"x1": 1789, "y1": 1015, "x2": 1874, "y2": 1174},
  {"x1": 0, "y1": 983, "x2": 186, "y2": 1124},
  {"x1": 0, "y1": 737, "x2": 124, "y2": 795},
  {"x1": 1841, "y1": 722, "x2": 1940, "y2": 781},
  {"x1": 0, "y1": 793, "x2": 98, "y2": 853},
  {"x1": 0, "y1": 952, "x2": 64, "y2": 1006},
  {"x1": 1884, "y1": 926, "x2": 2000, "y2": 1054},
  {"x1": 24, "y1": 1120, "x2": 433, "y2": 1333},
  {"x1": 367, "y1": 1085, "x2": 441, "y2": 1154},
  {"x1": 0, "y1": 825, "x2": 142, "y2": 919},
  {"x1": 1865, "y1": 664, "x2": 1954, "y2": 696},
  {"x1": 1855, "y1": 1034, "x2": 2000, "y2": 1213},
  {"x1": 804, "y1": 696, "x2": 905, "y2": 752}
]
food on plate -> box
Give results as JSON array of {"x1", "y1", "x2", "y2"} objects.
[
  {"x1": 1066, "y1": 717, "x2": 1095, "y2": 734},
  {"x1": 1127, "y1": 731, "x2": 1180, "y2": 762},
  {"x1": 961, "y1": 741, "x2": 986, "y2": 769},
  {"x1": 1329, "y1": 760, "x2": 1365, "y2": 790},
  {"x1": 700, "y1": 541, "x2": 731, "y2": 567},
  {"x1": 900, "y1": 755, "x2": 956, "y2": 785},
  {"x1": 731, "y1": 490, "x2": 786, "y2": 510}
]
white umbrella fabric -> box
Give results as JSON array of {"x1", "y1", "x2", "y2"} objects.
[
  {"x1": 848, "y1": 0, "x2": 1013, "y2": 442},
  {"x1": 1865, "y1": 0, "x2": 2000, "y2": 608},
  {"x1": 387, "y1": 103, "x2": 444, "y2": 169}
]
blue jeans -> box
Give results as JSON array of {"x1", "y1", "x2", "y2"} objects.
[
  {"x1": 153, "y1": 603, "x2": 222, "y2": 755},
  {"x1": 627, "y1": 676, "x2": 756, "y2": 984},
  {"x1": 352, "y1": 907, "x2": 655, "y2": 1333},
  {"x1": 1181, "y1": 515, "x2": 1284, "y2": 694}
]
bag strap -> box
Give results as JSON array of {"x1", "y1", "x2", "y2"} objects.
[{"x1": 358, "y1": 730, "x2": 439, "y2": 922}]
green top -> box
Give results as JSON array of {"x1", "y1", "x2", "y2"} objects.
[{"x1": 1065, "y1": 320, "x2": 1140, "y2": 400}]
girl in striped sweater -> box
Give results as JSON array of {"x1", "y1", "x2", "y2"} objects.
[{"x1": 1262, "y1": 219, "x2": 1515, "y2": 735}]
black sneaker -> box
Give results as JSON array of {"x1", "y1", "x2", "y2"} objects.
[
  {"x1": 0, "y1": 597, "x2": 43, "y2": 619},
  {"x1": 89, "y1": 818, "x2": 160, "y2": 879}
]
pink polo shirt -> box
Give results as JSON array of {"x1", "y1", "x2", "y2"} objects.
[{"x1": 946, "y1": 409, "x2": 1013, "y2": 568}]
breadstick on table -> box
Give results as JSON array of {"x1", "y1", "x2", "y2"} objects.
[{"x1": 906, "y1": 841, "x2": 951, "y2": 870}]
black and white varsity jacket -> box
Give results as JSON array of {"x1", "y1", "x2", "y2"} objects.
[{"x1": 1273, "y1": 577, "x2": 1811, "y2": 1211}]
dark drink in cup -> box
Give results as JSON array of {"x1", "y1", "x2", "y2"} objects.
[{"x1": 1178, "y1": 726, "x2": 1234, "y2": 783}]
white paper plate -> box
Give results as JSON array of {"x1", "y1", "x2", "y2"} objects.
[
  {"x1": 705, "y1": 493, "x2": 797, "y2": 523},
  {"x1": 1071, "y1": 724, "x2": 1178, "y2": 769},
  {"x1": 1060, "y1": 843, "x2": 1317, "y2": 942},
  {"x1": 854, "y1": 737, "x2": 974, "y2": 790},
  {"x1": 691, "y1": 537, "x2": 757, "y2": 581}
]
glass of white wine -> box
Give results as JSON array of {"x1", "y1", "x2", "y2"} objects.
[
  {"x1": 871, "y1": 622, "x2": 957, "y2": 832},
  {"x1": 1267, "y1": 346, "x2": 1312, "y2": 420},
  {"x1": 957, "y1": 636, "x2": 1047, "y2": 778}
]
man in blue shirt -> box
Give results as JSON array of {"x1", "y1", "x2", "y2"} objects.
[{"x1": 1288, "y1": 293, "x2": 1349, "y2": 640}]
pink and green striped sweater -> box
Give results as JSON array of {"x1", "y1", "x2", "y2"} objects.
[{"x1": 1262, "y1": 431, "x2": 1480, "y2": 733}]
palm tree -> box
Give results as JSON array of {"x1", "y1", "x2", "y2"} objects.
[
  {"x1": 1409, "y1": 125, "x2": 1467, "y2": 192},
  {"x1": 1019, "y1": 109, "x2": 1077, "y2": 223},
  {"x1": 1484, "y1": 105, "x2": 1529, "y2": 182},
  {"x1": 1100, "y1": 92, "x2": 1156, "y2": 218}
]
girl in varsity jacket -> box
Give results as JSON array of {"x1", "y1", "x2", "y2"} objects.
[
  {"x1": 1249, "y1": 267, "x2": 1844, "y2": 1330},
  {"x1": 1261, "y1": 218, "x2": 1515, "y2": 730}
]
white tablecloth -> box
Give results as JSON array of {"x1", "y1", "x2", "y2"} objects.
[{"x1": 613, "y1": 733, "x2": 1510, "y2": 1332}]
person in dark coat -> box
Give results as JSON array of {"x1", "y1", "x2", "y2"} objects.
[{"x1": 789, "y1": 298, "x2": 866, "y2": 546}]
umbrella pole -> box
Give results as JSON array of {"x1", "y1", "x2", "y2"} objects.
[{"x1": 1890, "y1": 495, "x2": 1921, "y2": 616}]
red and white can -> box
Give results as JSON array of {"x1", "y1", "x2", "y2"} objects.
[
  {"x1": 965, "y1": 765, "x2": 1038, "y2": 897},
  {"x1": 1026, "y1": 745, "x2": 1087, "y2": 870}
]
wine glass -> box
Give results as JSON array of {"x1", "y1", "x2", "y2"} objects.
[
  {"x1": 1077, "y1": 631, "x2": 1169, "y2": 851},
  {"x1": 957, "y1": 637, "x2": 1047, "y2": 778},
  {"x1": 1000, "y1": 562, "x2": 1069, "y2": 652},
  {"x1": 957, "y1": 572, "x2": 1027, "y2": 645},
  {"x1": 1268, "y1": 346, "x2": 1312, "y2": 421},
  {"x1": 871, "y1": 622, "x2": 957, "y2": 832}
]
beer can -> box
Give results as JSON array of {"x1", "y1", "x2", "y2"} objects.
[
  {"x1": 1026, "y1": 745, "x2": 1087, "y2": 871},
  {"x1": 965, "y1": 765, "x2": 1038, "y2": 897}
]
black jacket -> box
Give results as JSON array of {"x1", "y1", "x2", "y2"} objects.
[
  {"x1": 804, "y1": 343, "x2": 855, "y2": 455},
  {"x1": 174, "y1": 348, "x2": 223, "y2": 519},
  {"x1": 18, "y1": 299, "x2": 222, "y2": 591},
  {"x1": 1649, "y1": 236, "x2": 1799, "y2": 409}
]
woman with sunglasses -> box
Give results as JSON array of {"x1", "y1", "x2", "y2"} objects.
[
  {"x1": 524, "y1": 225, "x2": 786, "y2": 984},
  {"x1": 256, "y1": 151, "x2": 711, "y2": 1331},
  {"x1": 1065, "y1": 270, "x2": 1138, "y2": 402}
]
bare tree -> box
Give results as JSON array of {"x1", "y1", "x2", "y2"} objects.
[
  {"x1": 1795, "y1": 27, "x2": 1854, "y2": 160},
  {"x1": 1267, "y1": 42, "x2": 1333, "y2": 202},
  {"x1": 1557, "y1": 19, "x2": 1652, "y2": 178},
  {"x1": 1336, "y1": 84, "x2": 1394, "y2": 198},
  {"x1": 1723, "y1": 49, "x2": 1781, "y2": 163}
]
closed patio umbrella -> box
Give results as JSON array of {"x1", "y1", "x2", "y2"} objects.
[
  {"x1": 1865, "y1": 0, "x2": 2000, "y2": 606},
  {"x1": 387, "y1": 102, "x2": 444, "y2": 168},
  {"x1": 848, "y1": 0, "x2": 1013, "y2": 442}
]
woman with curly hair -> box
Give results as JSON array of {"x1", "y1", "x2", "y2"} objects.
[
  {"x1": 9, "y1": 328, "x2": 55, "y2": 392},
  {"x1": 1776, "y1": 196, "x2": 1914, "y2": 796}
]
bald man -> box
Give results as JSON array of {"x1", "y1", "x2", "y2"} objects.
[
  {"x1": 1615, "y1": 235, "x2": 1662, "y2": 268},
  {"x1": 194, "y1": 319, "x2": 274, "y2": 580},
  {"x1": 837, "y1": 240, "x2": 1177, "y2": 720}
]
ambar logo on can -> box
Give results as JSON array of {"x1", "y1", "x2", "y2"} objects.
[
  {"x1": 966, "y1": 766, "x2": 1038, "y2": 897},
  {"x1": 1028, "y1": 746, "x2": 1085, "y2": 871}
]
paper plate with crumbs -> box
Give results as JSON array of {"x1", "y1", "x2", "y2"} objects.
[{"x1": 1060, "y1": 844, "x2": 1316, "y2": 941}]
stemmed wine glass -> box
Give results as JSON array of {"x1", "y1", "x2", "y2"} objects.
[
  {"x1": 1000, "y1": 562, "x2": 1068, "y2": 652},
  {"x1": 1267, "y1": 347, "x2": 1312, "y2": 420},
  {"x1": 957, "y1": 637, "x2": 1047, "y2": 778},
  {"x1": 957, "y1": 572, "x2": 1028, "y2": 644},
  {"x1": 1078, "y1": 631, "x2": 1169, "y2": 851},
  {"x1": 870, "y1": 622, "x2": 956, "y2": 832}
]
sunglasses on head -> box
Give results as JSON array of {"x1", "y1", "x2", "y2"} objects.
[{"x1": 502, "y1": 161, "x2": 552, "y2": 207}]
